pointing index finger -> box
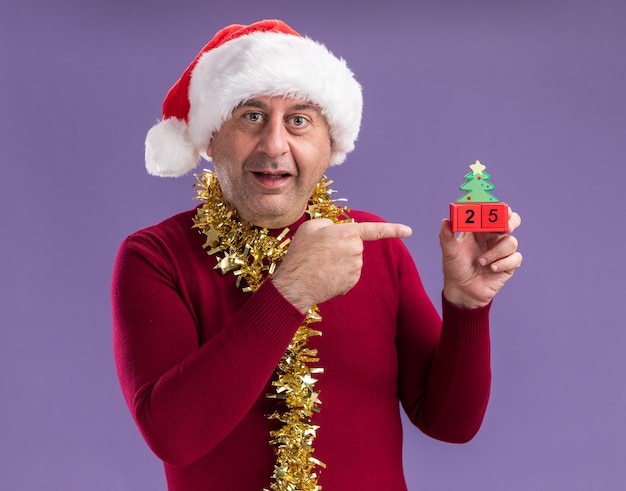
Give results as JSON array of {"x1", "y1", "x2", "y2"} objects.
[{"x1": 354, "y1": 222, "x2": 413, "y2": 241}]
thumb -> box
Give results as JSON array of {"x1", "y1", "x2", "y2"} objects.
[{"x1": 438, "y1": 218, "x2": 457, "y2": 251}]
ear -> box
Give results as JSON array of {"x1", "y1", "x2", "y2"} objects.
[{"x1": 206, "y1": 139, "x2": 214, "y2": 158}]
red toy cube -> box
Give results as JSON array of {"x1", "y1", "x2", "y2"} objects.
[
  {"x1": 450, "y1": 203, "x2": 482, "y2": 232},
  {"x1": 480, "y1": 203, "x2": 509, "y2": 230}
]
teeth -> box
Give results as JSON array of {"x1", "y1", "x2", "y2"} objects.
[{"x1": 257, "y1": 172, "x2": 287, "y2": 178}]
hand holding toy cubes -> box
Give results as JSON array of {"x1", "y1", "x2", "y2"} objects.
[{"x1": 449, "y1": 160, "x2": 510, "y2": 233}]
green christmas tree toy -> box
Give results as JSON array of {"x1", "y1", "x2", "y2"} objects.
[{"x1": 449, "y1": 160, "x2": 510, "y2": 232}]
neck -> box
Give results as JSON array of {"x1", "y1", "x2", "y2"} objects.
[{"x1": 230, "y1": 205, "x2": 307, "y2": 230}]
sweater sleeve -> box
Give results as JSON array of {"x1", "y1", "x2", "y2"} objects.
[
  {"x1": 111, "y1": 230, "x2": 306, "y2": 466},
  {"x1": 396, "y1": 246, "x2": 491, "y2": 443}
]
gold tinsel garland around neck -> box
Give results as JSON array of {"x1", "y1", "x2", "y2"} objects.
[{"x1": 192, "y1": 169, "x2": 350, "y2": 491}]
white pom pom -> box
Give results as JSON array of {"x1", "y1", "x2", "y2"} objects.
[{"x1": 145, "y1": 118, "x2": 200, "y2": 177}]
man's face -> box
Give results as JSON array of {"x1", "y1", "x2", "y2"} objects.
[{"x1": 207, "y1": 95, "x2": 333, "y2": 229}]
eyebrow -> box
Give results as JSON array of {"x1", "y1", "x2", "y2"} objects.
[{"x1": 237, "y1": 98, "x2": 322, "y2": 113}]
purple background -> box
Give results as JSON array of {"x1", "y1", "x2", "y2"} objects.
[{"x1": 2, "y1": 0, "x2": 624, "y2": 489}]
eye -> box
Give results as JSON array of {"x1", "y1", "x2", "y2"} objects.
[
  {"x1": 244, "y1": 112, "x2": 264, "y2": 123},
  {"x1": 290, "y1": 115, "x2": 310, "y2": 128}
]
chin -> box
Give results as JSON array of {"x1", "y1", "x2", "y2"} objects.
[{"x1": 246, "y1": 199, "x2": 304, "y2": 228}]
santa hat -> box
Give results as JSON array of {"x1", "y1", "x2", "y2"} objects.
[{"x1": 145, "y1": 19, "x2": 363, "y2": 177}]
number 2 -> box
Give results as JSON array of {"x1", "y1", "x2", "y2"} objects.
[{"x1": 464, "y1": 209, "x2": 475, "y2": 224}]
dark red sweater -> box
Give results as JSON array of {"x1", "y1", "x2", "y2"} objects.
[{"x1": 112, "y1": 208, "x2": 491, "y2": 490}]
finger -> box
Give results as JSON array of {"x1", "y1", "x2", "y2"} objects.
[
  {"x1": 354, "y1": 222, "x2": 413, "y2": 241},
  {"x1": 479, "y1": 234, "x2": 520, "y2": 268},
  {"x1": 489, "y1": 251, "x2": 523, "y2": 273},
  {"x1": 507, "y1": 208, "x2": 522, "y2": 232},
  {"x1": 298, "y1": 217, "x2": 334, "y2": 233}
]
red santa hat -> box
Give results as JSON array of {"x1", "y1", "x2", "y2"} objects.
[{"x1": 145, "y1": 19, "x2": 363, "y2": 177}]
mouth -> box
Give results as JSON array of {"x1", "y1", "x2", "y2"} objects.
[{"x1": 251, "y1": 171, "x2": 292, "y2": 188}]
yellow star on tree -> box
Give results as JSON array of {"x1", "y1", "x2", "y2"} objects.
[{"x1": 469, "y1": 160, "x2": 486, "y2": 175}]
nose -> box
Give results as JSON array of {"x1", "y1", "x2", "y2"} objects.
[{"x1": 257, "y1": 117, "x2": 290, "y2": 157}]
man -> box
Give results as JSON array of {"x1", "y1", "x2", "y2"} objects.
[{"x1": 112, "y1": 19, "x2": 522, "y2": 490}]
